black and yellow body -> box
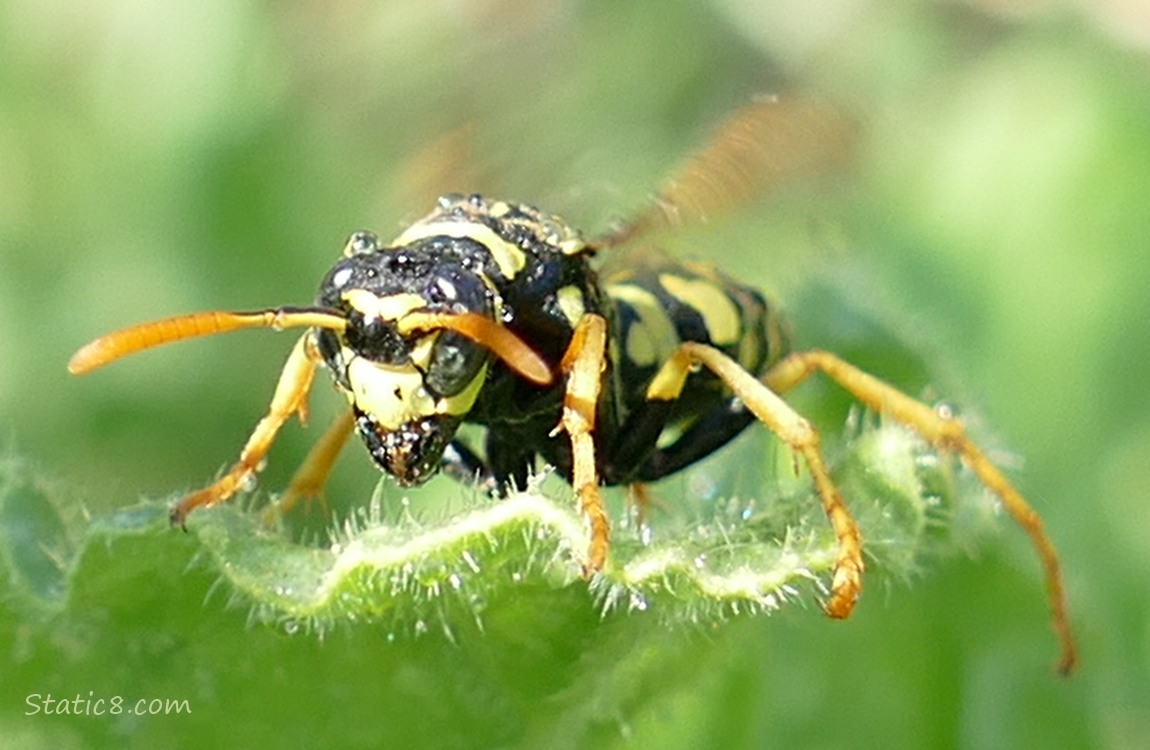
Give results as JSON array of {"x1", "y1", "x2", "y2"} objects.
[
  {"x1": 311, "y1": 194, "x2": 605, "y2": 490},
  {"x1": 309, "y1": 192, "x2": 787, "y2": 498},
  {"x1": 598, "y1": 252, "x2": 786, "y2": 485},
  {"x1": 67, "y1": 99, "x2": 1077, "y2": 674}
]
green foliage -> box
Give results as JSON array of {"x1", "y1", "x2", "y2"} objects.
[
  {"x1": 0, "y1": 419, "x2": 990, "y2": 747},
  {"x1": 5, "y1": 1, "x2": 1149, "y2": 747}
]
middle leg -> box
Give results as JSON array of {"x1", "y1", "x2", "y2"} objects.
[{"x1": 269, "y1": 408, "x2": 358, "y2": 519}]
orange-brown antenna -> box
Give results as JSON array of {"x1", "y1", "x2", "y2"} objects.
[
  {"x1": 398, "y1": 311, "x2": 553, "y2": 385},
  {"x1": 68, "y1": 307, "x2": 347, "y2": 376}
]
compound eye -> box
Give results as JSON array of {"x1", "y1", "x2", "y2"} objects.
[
  {"x1": 425, "y1": 332, "x2": 486, "y2": 398},
  {"x1": 343, "y1": 231, "x2": 381, "y2": 257}
]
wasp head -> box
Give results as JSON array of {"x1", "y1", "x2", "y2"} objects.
[
  {"x1": 313, "y1": 230, "x2": 505, "y2": 485},
  {"x1": 312, "y1": 224, "x2": 552, "y2": 485}
]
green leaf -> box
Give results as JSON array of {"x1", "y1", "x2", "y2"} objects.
[
  {"x1": 6, "y1": 417, "x2": 989, "y2": 634},
  {"x1": 0, "y1": 416, "x2": 999, "y2": 746}
]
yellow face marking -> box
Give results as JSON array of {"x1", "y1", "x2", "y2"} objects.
[
  {"x1": 605, "y1": 283, "x2": 679, "y2": 368},
  {"x1": 346, "y1": 356, "x2": 436, "y2": 430},
  {"x1": 342, "y1": 290, "x2": 427, "y2": 321},
  {"x1": 391, "y1": 220, "x2": 527, "y2": 280},
  {"x1": 556, "y1": 285, "x2": 586, "y2": 326},
  {"x1": 343, "y1": 346, "x2": 488, "y2": 429},
  {"x1": 657, "y1": 274, "x2": 741, "y2": 346},
  {"x1": 408, "y1": 332, "x2": 436, "y2": 371}
]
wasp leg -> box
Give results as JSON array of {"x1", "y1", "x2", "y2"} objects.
[
  {"x1": 647, "y1": 342, "x2": 864, "y2": 619},
  {"x1": 556, "y1": 313, "x2": 610, "y2": 574},
  {"x1": 625, "y1": 482, "x2": 659, "y2": 534},
  {"x1": 439, "y1": 440, "x2": 500, "y2": 494},
  {"x1": 170, "y1": 333, "x2": 318, "y2": 527},
  {"x1": 263, "y1": 408, "x2": 357, "y2": 521},
  {"x1": 765, "y1": 349, "x2": 1077, "y2": 674}
]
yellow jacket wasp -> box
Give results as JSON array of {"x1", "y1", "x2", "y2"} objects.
[{"x1": 68, "y1": 98, "x2": 1076, "y2": 673}]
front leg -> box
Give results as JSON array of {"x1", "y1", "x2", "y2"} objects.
[
  {"x1": 267, "y1": 408, "x2": 357, "y2": 520},
  {"x1": 555, "y1": 313, "x2": 610, "y2": 574},
  {"x1": 439, "y1": 439, "x2": 500, "y2": 495},
  {"x1": 171, "y1": 333, "x2": 319, "y2": 526}
]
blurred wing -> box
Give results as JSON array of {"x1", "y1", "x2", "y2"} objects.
[
  {"x1": 395, "y1": 123, "x2": 480, "y2": 208},
  {"x1": 597, "y1": 95, "x2": 855, "y2": 249}
]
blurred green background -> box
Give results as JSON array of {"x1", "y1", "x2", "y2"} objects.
[{"x1": 2, "y1": 0, "x2": 1149, "y2": 748}]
